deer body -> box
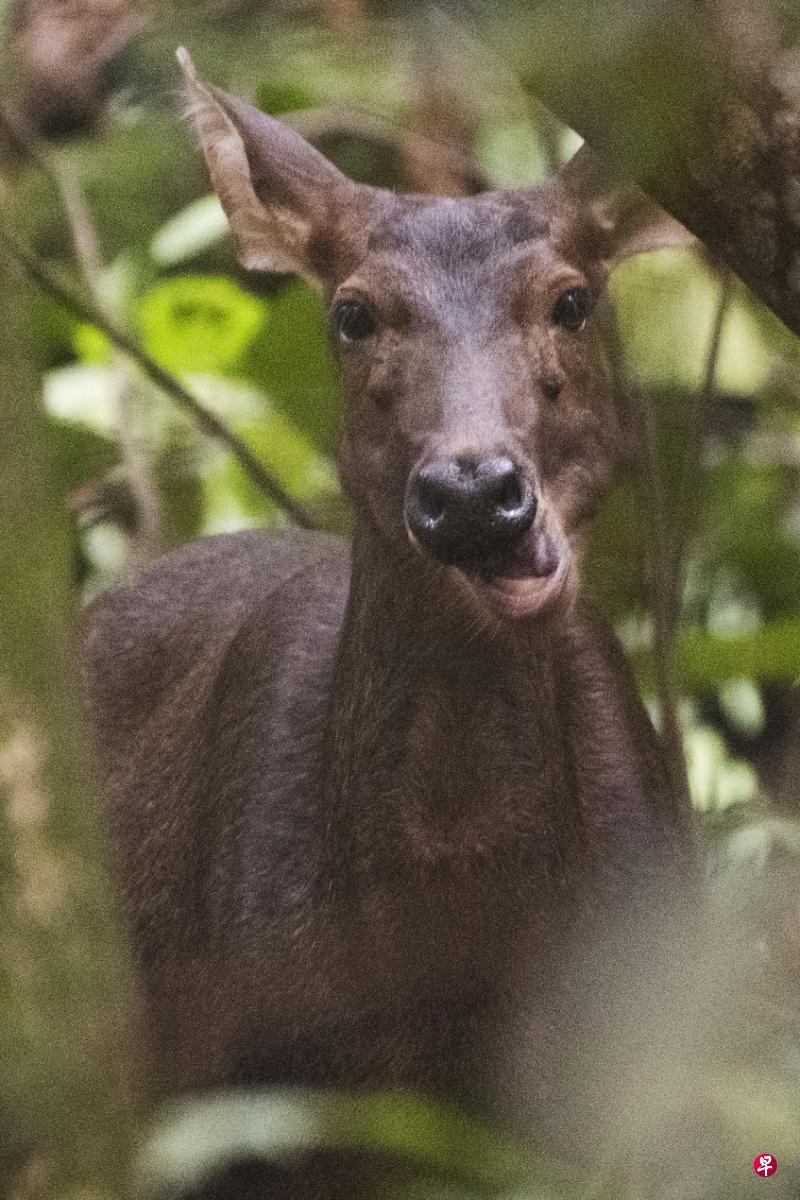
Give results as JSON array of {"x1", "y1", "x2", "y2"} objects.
[
  {"x1": 82, "y1": 50, "x2": 696, "y2": 1195},
  {"x1": 85, "y1": 526, "x2": 685, "y2": 1124}
]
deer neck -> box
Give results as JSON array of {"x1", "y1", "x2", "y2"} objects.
[{"x1": 325, "y1": 521, "x2": 572, "y2": 868}]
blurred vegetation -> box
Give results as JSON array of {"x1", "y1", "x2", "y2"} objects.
[{"x1": 1, "y1": 1, "x2": 800, "y2": 1197}]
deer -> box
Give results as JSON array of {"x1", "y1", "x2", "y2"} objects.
[{"x1": 81, "y1": 48, "x2": 699, "y2": 1198}]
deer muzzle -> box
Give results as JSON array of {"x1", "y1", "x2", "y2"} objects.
[{"x1": 404, "y1": 455, "x2": 568, "y2": 618}]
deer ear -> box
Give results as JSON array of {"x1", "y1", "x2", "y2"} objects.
[
  {"x1": 177, "y1": 48, "x2": 360, "y2": 282},
  {"x1": 559, "y1": 143, "x2": 695, "y2": 268}
]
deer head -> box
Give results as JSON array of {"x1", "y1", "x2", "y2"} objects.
[{"x1": 179, "y1": 48, "x2": 691, "y2": 620}]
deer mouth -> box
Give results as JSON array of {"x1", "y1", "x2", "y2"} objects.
[{"x1": 472, "y1": 526, "x2": 569, "y2": 619}]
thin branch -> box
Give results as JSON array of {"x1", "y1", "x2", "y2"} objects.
[
  {"x1": 639, "y1": 385, "x2": 692, "y2": 814},
  {"x1": 636, "y1": 271, "x2": 734, "y2": 817},
  {"x1": 0, "y1": 219, "x2": 318, "y2": 531},
  {"x1": 672, "y1": 268, "x2": 735, "y2": 576},
  {"x1": 54, "y1": 151, "x2": 164, "y2": 566}
]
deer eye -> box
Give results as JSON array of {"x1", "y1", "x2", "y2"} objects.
[
  {"x1": 333, "y1": 299, "x2": 376, "y2": 343},
  {"x1": 552, "y1": 287, "x2": 593, "y2": 332}
]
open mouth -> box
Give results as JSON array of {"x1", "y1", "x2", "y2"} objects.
[
  {"x1": 469, "y1": 526, "x2": 569, "y2": 619},
  {"x1": 405, "y1": 509, "x2": 570, "y2": 620}
]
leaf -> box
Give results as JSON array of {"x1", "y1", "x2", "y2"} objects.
[
  {"x1": 201, "y1": 413, "x2": 339, "y2": 533},
  {"x1": 717, "y1": 678, "x2": 765, "y2": 737},
  {"x1": 684, "y1": 724, "x2": 759, "y2": 812},
  {"x1": 257, "y1": 81, "x2": 316, "y2": 115},
  {"x1": 243, "y1": 279, "x2": 341, "y2": 455},
  {"x1": 150, "y1": 197, "x2": 230, "y2": 268},
  {"x1": 477, "y1": 119, "x2": 550, "y2": 187},
  {"x1": 611, "y1": 254, "x2": 770, "y2": 395},
  {"x1": 138, "y1": 276, "x2": 265, "y2": 376},
  {"x1": 44, "y1": 365, "x2": 120, "y2": 436},
  {"x1": 45, "y1": 419, "x2": 120, "y2": 499},
  {"x1": 633, "y1": 619, "x2": 800, "y2": 688},
  {"x1": 72, "y1": 325, "x2": 113, "y2": 366}
]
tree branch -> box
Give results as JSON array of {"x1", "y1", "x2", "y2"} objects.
[
  {"x1": 42, "y1": 130, "x2": 166, "y2": 565},
  {"x1": 0, "y1": 219, "x2": 318, "y2": 531}
]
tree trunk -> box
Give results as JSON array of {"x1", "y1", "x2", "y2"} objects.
[
  {"x1": 0, "y1": 224, "x2": 140, "y2": 1195},
  {"x1": 478, "y1": 0, "x2": 800, "y2": 336}
]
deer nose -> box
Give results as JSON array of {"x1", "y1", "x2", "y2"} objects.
[{"x1": 405, "y1": 456, "x2": 537, "y2": 570}]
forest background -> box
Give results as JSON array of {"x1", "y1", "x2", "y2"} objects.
[{"x1": 1, "y1": 0, "x2": 800, "y2": 1196}]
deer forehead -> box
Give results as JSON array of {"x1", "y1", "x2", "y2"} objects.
[
  {"x1": 367, "y1": 193, "x2": 552, "y2": 258},
  {"x1": 340, "y1": 192, "x2": 587, "y2": 324}
]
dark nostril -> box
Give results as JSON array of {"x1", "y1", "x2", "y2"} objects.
[
  {"x1": 484, "y1": 464, "x2": 524, "y2": 515},
  {"x1": 416, "y1": 474, "x2": 447, "y2": 523}
]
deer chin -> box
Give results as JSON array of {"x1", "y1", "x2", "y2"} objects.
[
  {"x1": 473, "y1": 558, "x2": 568, "y2": 619},
  {"x1": 470, "y1": 527, "x2": 571, "y2": 620}
]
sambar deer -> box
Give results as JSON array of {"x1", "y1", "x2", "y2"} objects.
[{"x1": 82, "y1": 48, "x2": 697, "y2": 1197}]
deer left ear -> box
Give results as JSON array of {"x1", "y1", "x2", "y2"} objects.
[{"x1": 559, "y1": 142, "x2": 695, "y2": 268}]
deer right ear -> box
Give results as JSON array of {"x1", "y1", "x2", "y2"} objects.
[
  {"x1": 177, "y1": 48, "x2": 362, "y2": 283},
  {"x1": 558, "y1": 142, "x2": 695, "y2": 268}
]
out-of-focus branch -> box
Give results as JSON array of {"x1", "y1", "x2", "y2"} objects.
[
  {"x1": 0, "y1": 218, "x2": 318, "y2": 530},
  {"x1": 635, "y1": 383, "x2": 691, "y2": 811},
  {"x1": 320, "y1": 0, "x2": 366, "y2": 39},
  {"x1": 633, "y1": 273, "x2": 733, "y2": 813},
  {"x1": 402, "y1": 16, "x2": 483, "y2": 197},
  {"x1": 60, "y1": 165, "x2": 166, "y2": 567},
  {"x1": 5, "y1": 0, "x2": 147, "y2": 139},
  {"x1": 286, "y1": 104, "x2": 491, "y2": 193},
  {"x1": 54, "y1": 154, "x2": 165, "y2": 566},
  {"x1": 673, "y1": 270, "x2": 735, "y2": 577},
  {"x1": 0, "y1": 177, "x2": 140, "y2": 1200}
]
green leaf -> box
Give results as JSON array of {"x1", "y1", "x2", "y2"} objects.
[
  {"x1": 257, "y1": 81, "x2": 316, "y2": 116},
  {"x1": 150, "y1": 197, "x2": 230, "y2": 268},
  {"x1": 46, "y1": 419, "x2": 120, "y2": 500},
  {"x1": 477, "y1": 119, "x2": 550, "y2": 187},
  {"x1": 611, "y1": 255, "x2": 770, "y2": 395},
  {"x1": 243, "y1": 280, "x2": 341, "y2": 455},
  {"x1": 684, "y1": 724, "x2": 759, "y2": 812},
  {"x1": 717, "y1": 678, "x2": 765, "y2": 737},
  {"x1": 138, "y1": 276, "x2": 265, "y2": 376},
  {"x1": 44, "y1": 365, "x2": 120, "y2": 435},
  {"x1": 72, "y1": 324, "x2": 113, "y2": 366},
  {"x1": 633, "y1": 619, "x2": 800, "y2": 689},
  {"x1": 202, "y1": 412, "x2": 339, "y2": 533}
]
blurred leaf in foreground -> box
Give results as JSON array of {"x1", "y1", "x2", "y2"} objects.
[
  {"x1": 150, "y1": 197, "x2": 230, "y2": 269},
  {"x1": 139, "y1": 275, "x2": 265, "y2": 376},
  {"x1": 135, "y1": 1089, "x2": 584, "y2": 1200}
]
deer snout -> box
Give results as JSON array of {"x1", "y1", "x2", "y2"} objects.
[{"x1": 404, "y1": 455, "x2": 537, "y2": 572}]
